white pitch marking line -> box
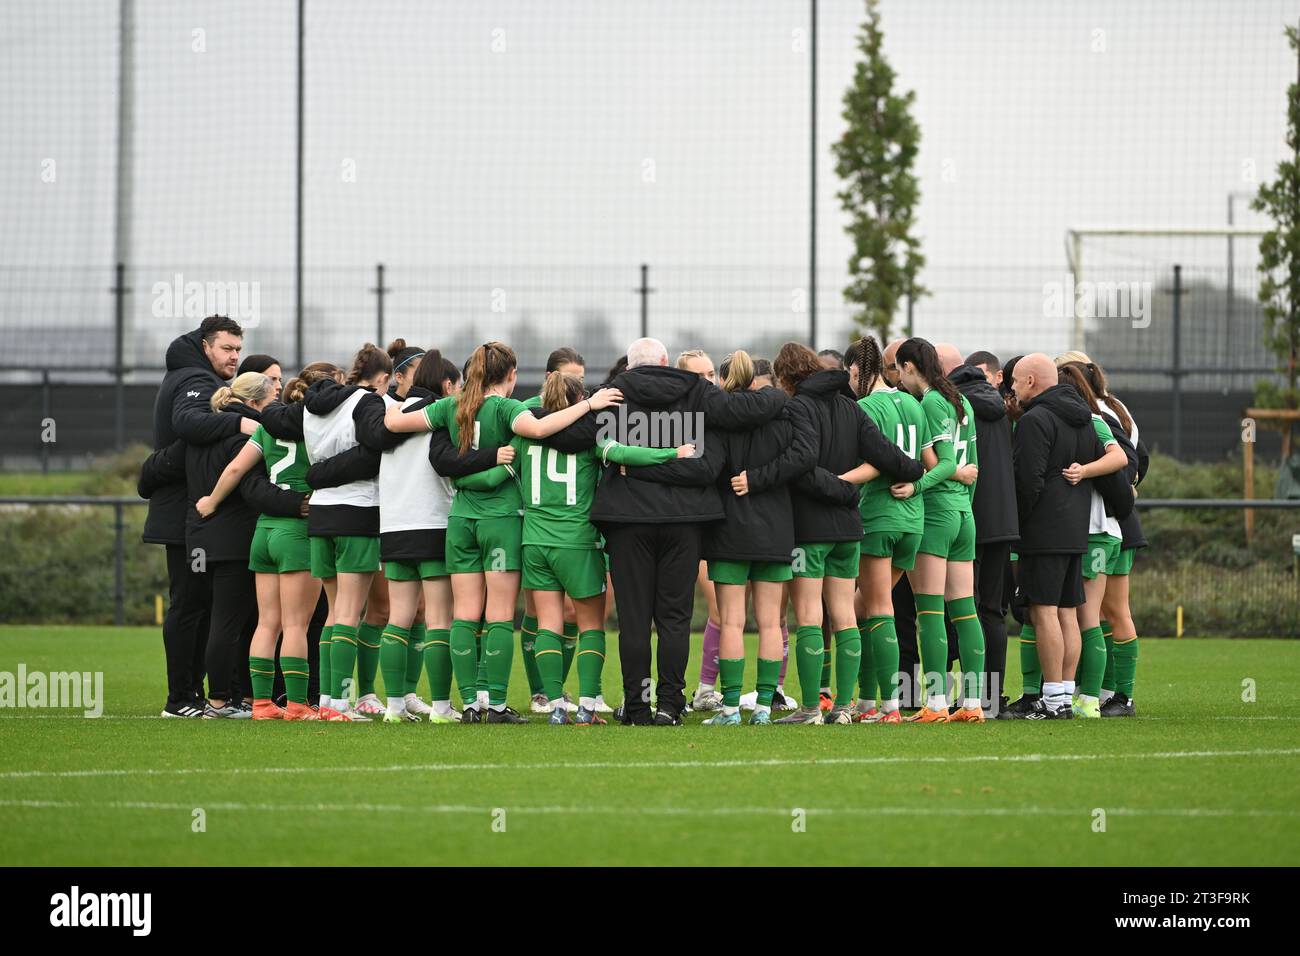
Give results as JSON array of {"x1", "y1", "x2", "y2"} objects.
[
  {"x1": 1, "y1": 747, "x2": 1297, "y2": 781},
  {"x1": 0, "y1": 798, "x2": 1293, "y2": 819}
]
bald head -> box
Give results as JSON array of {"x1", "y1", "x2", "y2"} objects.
[
  {"x1": 882, "y1": 338, "x2": 906, "y2": 386},
  {"x1": 935, "y1": 342, "x2": 963, "y2": 376},
  {"x1": 1012, "y1": 352, "x2": 1057, "y2": 405}
]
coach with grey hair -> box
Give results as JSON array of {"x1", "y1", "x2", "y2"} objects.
[{"x1": 544, "y1": 337, "x2": 784, "y2": 724}]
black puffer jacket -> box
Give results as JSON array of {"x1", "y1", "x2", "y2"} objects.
[
  {"x1": 1120, "y1": 437, "x2": 1149, "y2": 550},
  {"x1": 702, "y1": 394, "x2": 819, "y2": 563},
  {"x1": 1013, "y1": 384, "x2": 1105, "y2": 555},
  {"x1": 184, "y1": 403, "x2": 305, "y2": 563},
  {"x1": 949, "y1": 364, "x2": 1018, "y2": 545},
  {"x1": 142, "y1": 330, "x2": 244, "y2": 544},
  {"x1": 545, "y1": 365, "x2": 786, "y2": 525},
  {"x1": 787, "y1": 369, "x2": 924, "y2": 543}
]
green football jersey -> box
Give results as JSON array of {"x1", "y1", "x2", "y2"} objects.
[
  {"x1": 919, "y1": 388, "x2": 976, "y2": 515},
  {"x1": 1091, "y1": 414, "x2": 1117, "y2": 447},
  {"x1": 250, "y1": 425, "x2": 309, "y2": 529},
  {"x1": 424, "y1": 394, "x2": 528, "y2": 519},
  {"x1": 515, "y1": 437, "x2": 675, "y2": 549},
  {"x1": 857, "y1": 389, "x2": 928, "y2": 533}
]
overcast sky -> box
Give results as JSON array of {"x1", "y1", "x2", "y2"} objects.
[{"x1": 3, "y1": 0, "x2": 1297, "y2": 369}]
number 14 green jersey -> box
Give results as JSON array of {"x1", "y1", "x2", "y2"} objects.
[
  {"x1": 858, "y1": 389, "x2": 928, "y2": 533},
  {"x1": 457, "y1": 437, "x2": 677, "y2": 549}
]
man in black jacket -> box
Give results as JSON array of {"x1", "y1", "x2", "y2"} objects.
[
  {"x1": 941, "y1": 345, "x2": 1019, "y2": 714},
  {"x1": 1009, "y1": 353, "x2": 1103, "y2": 720},
  {"x1": 544, "y1": 338, "x2": 786, "y2": 724},
  {"x1": 141, "y1": 315, "x2": 253, "y2": 717}
]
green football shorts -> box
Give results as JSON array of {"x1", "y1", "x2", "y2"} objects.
[
  {"x1": 1084, "y1": 533, "x2": 1123, "y2": 580},
  {"x1": 1108, "y1": 546, "x2": 1136, "y2": 577},
  {"x1": 310, "y1": 534, "x2": 380, "y2": 578},
  {"x1": 446, "y1": 514, "x2": 523, "y2": 574},
  {"x1": 859, "y1": 529, "x2": 923, "y2": 572},
  {"x1": 707, "y1": 558, "x2": 793, "y2": 585},
  {"x1": 918, "y1": 510, "x2": 976, "y2": 562},
  {"x1": 792, "y1": 540, "x2": 860, "y2": 580},
  {"x1": 385, "y1": 558, "x2": 449, "y2": 581},
  {"x1": 249, "y1": 523, "x2": 311, "y2": 574},
  {"x1": 522, "y1": 545, "x2": 606, "y2": 598}
]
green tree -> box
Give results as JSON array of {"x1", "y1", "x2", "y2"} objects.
[
  {"x1": 1252, "y1": 21, "x2": 1300, "y2": 443},
  {"x1": 832, "y1": 0, "x2": 925, "y2": 342}
]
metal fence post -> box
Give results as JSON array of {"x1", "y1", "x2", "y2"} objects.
[
  {"x1": 635, "y1": 263, "x2": 653, "y2": 339},
  {"x1": 112, "y1": 261, "x2": 127, "y2": 451},
  {"x1": 1172, "y1": 263, "x2": 1183, "y2": 460},
  {"x1": 370, "y1": 263, "x2": 388, "y2": 346},
  {"x1": 113, "y1": 501, "x2": 126, "y2": 626},
  {"x1": 40, "y1": 368, "x2": 51, "y2": 475},
  {"x1": 808, "y1": 0, "x2": 817, "y2": 351}
]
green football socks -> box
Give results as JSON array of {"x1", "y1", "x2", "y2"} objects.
[
  {"x1": 946, "y1": 596, "x2": 985, "y2": 706},
  {"x1": 833, "y1": 628, "x2": 862, "y2": 707}
]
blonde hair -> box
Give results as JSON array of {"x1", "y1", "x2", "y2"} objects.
[
  {"x1": 676, "y1": 349, "x2": 710, "y2": 371},
  {"x1": 721, "y1": 350, "x2": 754, "y2": 393},
  {"x1": 540, "y1": 373, "x2": 585, "y2": 412},
  {"x1": 210, "y1": 371, "x2": 272, "y2": 411},
  {"x1": 1055, "y1": 349, "x2": 1092, "y2": 367}
]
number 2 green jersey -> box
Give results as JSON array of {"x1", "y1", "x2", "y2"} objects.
[
  {"x1": 857, "y1": 389, "x2": 928, "y2": 533},
  {"x1": 250, "y1": 424, "x2": 309, "y2": 530},
  {"x1": 918, "y1": 388, "x2": 977, "y2": 515},
  {"x1": 423, "y1": 393, "x2": 528, "y2": 519}
]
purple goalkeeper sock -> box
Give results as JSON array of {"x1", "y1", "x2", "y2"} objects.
[
  {"x1": 779, "y1": 624, "x2": 789, "y2": 684},
  {"x1": 699, "y1": 619, "x2": 721, "y2": 685}
]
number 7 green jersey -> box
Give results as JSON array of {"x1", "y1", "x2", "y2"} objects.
[
  {"x1": 918, "y1": 388, "x2": 977, "y2": 515},
  {"x1": 857, "y1": 389, "x2": 928, "y2": 533}
]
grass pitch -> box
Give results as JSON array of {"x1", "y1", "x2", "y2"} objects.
[{"x1": 0, "y1": 626, "x2": 1297, "y2": 866}]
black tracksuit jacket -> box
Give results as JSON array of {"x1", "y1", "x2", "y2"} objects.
[
  {"x1": 540, "y1": 364, "x2": 788, "y2": 526},
  {"x1": 183, "y1": 403, "x2": 305, "y2": 562},
  {"x1": 1012, "y1": 384, "x2": 1105, "y2": 556},
  {"x1": 949, "y1": 364, "x2": 1018, "y2": 545},
  {"x1": 702, "y1": 393, "x2": 819, "y2": 564},
  {"x1": 787, "y1": 369, "x2": 924, "y2": 544},
  {"x1": 138, "y1": 407, "x2": 307, "y2": 562},
  {"x1": 142, "y1": 330, "x2": 244, "y2": 545}
]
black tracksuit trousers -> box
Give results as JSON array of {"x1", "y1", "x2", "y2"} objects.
[
  {"x1": 892, "y1": 574, "x2": 920, "y2": 708},
  {"x1": 163, "y1": 543, "x2": 212, "y2": 706},
  {"x1": 202, "y1": 560, "x2": 257, "y2": 702},
  {"x1": 605, "y1": 522, "x2": 702, "y2": 720},
  {"x1": 975, "y1": 541, "x2": 1012, "y2": 707}
]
